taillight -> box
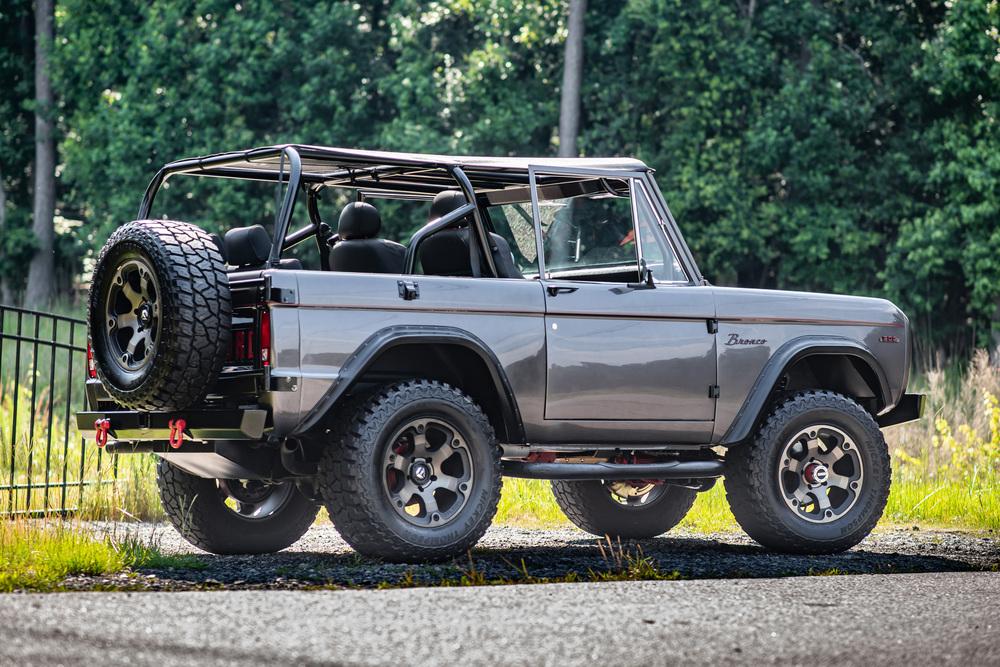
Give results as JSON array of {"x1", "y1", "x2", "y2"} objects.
[
  {"x1": 86, "y1": 342, "x2": 97, "y2": 379},
  {"x1": 259, "y1": 309, "x2": 271, "y2": 367}
]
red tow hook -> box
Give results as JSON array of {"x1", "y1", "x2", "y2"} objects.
[
  {"x1": 168, "y1": 418, "x2": 187, "y2": 449},
  {"x1": 94, "y1": 419, "x2": 111, "y2": 448}
]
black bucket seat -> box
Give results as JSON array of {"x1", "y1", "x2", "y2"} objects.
[
  {"x1": 328, "y1": 202, "x2": 405, "y2": 274},
  {"x1": 418, "y1": 191, "x2": 522, "y2": 279}
]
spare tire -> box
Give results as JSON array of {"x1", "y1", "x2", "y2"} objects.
[{"x1": 88, "y1": 219, "x2": 231, "y2": 411}]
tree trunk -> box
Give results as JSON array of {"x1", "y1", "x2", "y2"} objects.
[
  {"x1": 558, "y1": 0, "x2": 586, "y2": 158},
  {"x1": 25, "y1": 0, "x2": 56, "y2": 308},
  {"x1": 0, "y1": 163, "x2": 11, "y2": 304}
]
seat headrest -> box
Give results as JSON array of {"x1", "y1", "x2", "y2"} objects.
[
  {"x1": 224, "y1": 225, "x2": 271, "y2": 267},
  {"x1": 338, "y1": 202, "x2": 382, "y2": 240},
  {"x1": 429, "y1": 191, "x2": 470, "y2": 223}
]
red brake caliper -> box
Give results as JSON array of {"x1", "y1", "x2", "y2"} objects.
[{"x1": 168, "y1": 418, "x2": 186, "y2": 449}]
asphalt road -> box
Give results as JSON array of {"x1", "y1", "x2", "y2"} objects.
[{"x1": 1, "y1": 572, "x2": 997, "y2": 666}]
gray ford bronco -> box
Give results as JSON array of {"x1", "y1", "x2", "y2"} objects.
[{"x1": 78, "y1": 145, "x2": 924, "y2": 562}]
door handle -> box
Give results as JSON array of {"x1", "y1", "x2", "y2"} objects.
[{"x1": 546, "y1": 285, "x2": 579, "y2": 297}]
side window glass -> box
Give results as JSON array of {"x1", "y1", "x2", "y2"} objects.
[
  {"x1": 487, "y1": 204, "x2": 540, "y2": 277},
  {"x1": 634, "y1": 184, "x2": 687, "y2": 282},
  {"x1": 538, "y1": 185, "x2": 638, "y2": 281}
]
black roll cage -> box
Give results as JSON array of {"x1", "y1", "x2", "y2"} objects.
[
  {"x1": 138, "y1": 145, "x2": 502, "y2": 276},
  {"x1": 136, "y1": 143, "x2": 704, "y2": 282}
]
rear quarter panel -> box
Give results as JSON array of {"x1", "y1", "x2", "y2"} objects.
[{"x1": 262, "y1": 270, "x2": 546, "y2": 437}]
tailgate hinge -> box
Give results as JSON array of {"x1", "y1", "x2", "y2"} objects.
[
  {"x1": 264, "y1": 274, "x2": 296, "y2": 304},
  {"x1": 269, "y1": 286, "x2": 296, "y2": 304},
  {"x1": 270, "y1": 375, "x2": 300, "y2": 392},
  {"x1": 706, "y1": 318, "x2": 718, "y2": 334},
  {"x1": 709, "y1": 384, "x2": 720, "y2": 399}
]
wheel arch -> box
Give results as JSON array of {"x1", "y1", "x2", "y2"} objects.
[
  {"x1": 292, "y1": 325, "x2": 525, "y2": 444},
  {"x1": 721, "y1": 336, "x2": 891, "y2": 446}
]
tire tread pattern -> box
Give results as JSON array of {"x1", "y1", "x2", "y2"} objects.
[
  {"x1": 317, "y1": 380, "x2": 501, "y2": 562},
  {"x1": 550, "y1": 480, "x2": 697, "y2": 539},
  {"x1": 89, "y1": 219, "x2": 231, "y2": 411},
  {"x1": 156, "y1": 458, "x2": 318, "y2": 554},
  {"x1": 724, "y1": 390, "x2": 890, "y2": 553}
]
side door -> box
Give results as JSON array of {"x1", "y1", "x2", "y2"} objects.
[{"x1": 529, "y1": 167, "x2": 717, "y2": 441}]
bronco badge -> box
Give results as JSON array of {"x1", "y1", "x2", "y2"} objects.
[{"x1": 726, "y1": 333, "x2": 767, "y2": 346}]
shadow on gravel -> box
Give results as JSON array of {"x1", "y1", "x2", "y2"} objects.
[{"x1": 117, "y1": 532, "x2": 997, "y2": 592}]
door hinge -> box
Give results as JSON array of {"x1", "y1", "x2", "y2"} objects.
[
  {"x1": 708, "y1": 384, "x2": 720, "y2": 399},
  {"x1": 706, "y1": 318, "x2": 718, "y2": 334}
]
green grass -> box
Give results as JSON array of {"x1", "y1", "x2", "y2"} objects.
[
  {"x1": 493, "y1": 480, "x2": 739, "y2": 533},
  {"x1": 495, "y1": 473, "x2": 1000, "y2": 532},
  {"x1": 0, "y1": 519, "x2": 199, "y2": 592},
  {"x1": 883, "y1": 470, "x2": 1000, "y2": 530}
]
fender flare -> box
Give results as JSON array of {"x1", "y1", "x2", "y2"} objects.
[
  {"x1": 720, "y1": 335, "x2": 891, "y2": 445},
  {"x1": 291, "y1": 325, "x2": 525, "y2": 442}
]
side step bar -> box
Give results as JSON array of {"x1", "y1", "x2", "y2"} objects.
[{"x1": 501, "y1": 459, "x2": 725, "y2": 481}]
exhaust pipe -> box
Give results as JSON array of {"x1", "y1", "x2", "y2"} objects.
[
  {"x1": 502, "y1": 459, "x2": 724, "y2": 481},
  {"x1": 280, "y1": 439, "x2": 315, "y2": 475}
]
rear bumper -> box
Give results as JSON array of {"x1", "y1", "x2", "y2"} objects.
[
  {"x1": 76, "y1": 408, "x2": 268, "y2": 444},
  {"x1": 877, "y1": 393, "x2": 925, "y2": 428}
]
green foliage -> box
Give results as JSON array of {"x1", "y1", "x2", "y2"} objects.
[
  {"x1": 0, "y1": 0, "x2": 997, "y2": 356},
  {"x1": 0, "y1": 1, "x2": 37, "y2": 294},
  {"x1": 885, "y1": 0, "x2": 1000, "y2": 353},
  {"x1": 0, "y1": 519, "x2": 198, "y2": 591}
]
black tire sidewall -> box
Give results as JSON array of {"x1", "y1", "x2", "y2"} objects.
[
  {"x1": 759, "y1": 404, "x2": 889, "y2": 544},
  {"x1": 90, "y1": 241, "x2": 170, "y2": 391},
  {"x1": 157, "y1": 459, "x2": 319, "y2": 555},
  {"x1": 552, "y1": 480, "x2": 697, "y2": 539},
  {"x1": 366, "y1": 396, "x2": 499, "y2": 549},
  {"x1": 88, "y1": 220, "x2": 230, "y2": 411}
]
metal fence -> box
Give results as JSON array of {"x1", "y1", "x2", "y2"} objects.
[{"x1": 0, "y1": 304, "x2": 116, "y2": 517}]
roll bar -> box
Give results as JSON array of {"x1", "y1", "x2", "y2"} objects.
[{"x1": 136, "y1": 146, "x2": 497, "y2": 276}]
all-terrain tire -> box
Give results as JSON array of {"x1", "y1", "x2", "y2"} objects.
[
  {"x1": 156, "y1": 458, "x2": 319, "y2": 554},
  {"x1": 317, "y1": 380, "x2": 502, "y2": 563},
  {"x1": 551, "y1": 480, "x2": 697, "y2": 539},
  {"x1": 724, "y1": 390, "x2": 891, "y2": 554},
  {"x1": 88, "y1": 219, "x2": 231, "y2": 411}
]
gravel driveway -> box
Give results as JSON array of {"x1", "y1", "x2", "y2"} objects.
[{"x1": 68, "y1": 523, "x2": 1000, "y2": 591}]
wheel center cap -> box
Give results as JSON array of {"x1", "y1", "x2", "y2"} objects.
[
  {"x1": 410, "y1": 460, "x2": 431, "y2": 484},
  {"x1": 137, "y1": 303, "x2": 152, "y2": 327},
  {"x1": 803, "y1": 461, "x2": 829, "y2": 485}
]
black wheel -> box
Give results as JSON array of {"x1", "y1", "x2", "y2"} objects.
[
  {"x1": 551, "y1": 479, "x2": 697, "y2": 539},
  {"x1": 318, "y1": 380, "x2": 502, "y2": 563},
  {"x1": 156, "y1": 458, "x2": 319, "y2": 555},
  {"x1": 724, "y1": 390, "x2": 891, "y2": 553},
  {"x1": 89, "y1": 219, "x2": 230, "y2": 411}
]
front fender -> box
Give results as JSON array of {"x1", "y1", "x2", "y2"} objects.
[{"x1": 719, "y1": 335, "x2": 891, "y2": 445}]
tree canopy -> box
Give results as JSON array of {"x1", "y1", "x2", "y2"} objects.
[{"x1": 0, "y1": 0, "x2": 997, "y2": 359}]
